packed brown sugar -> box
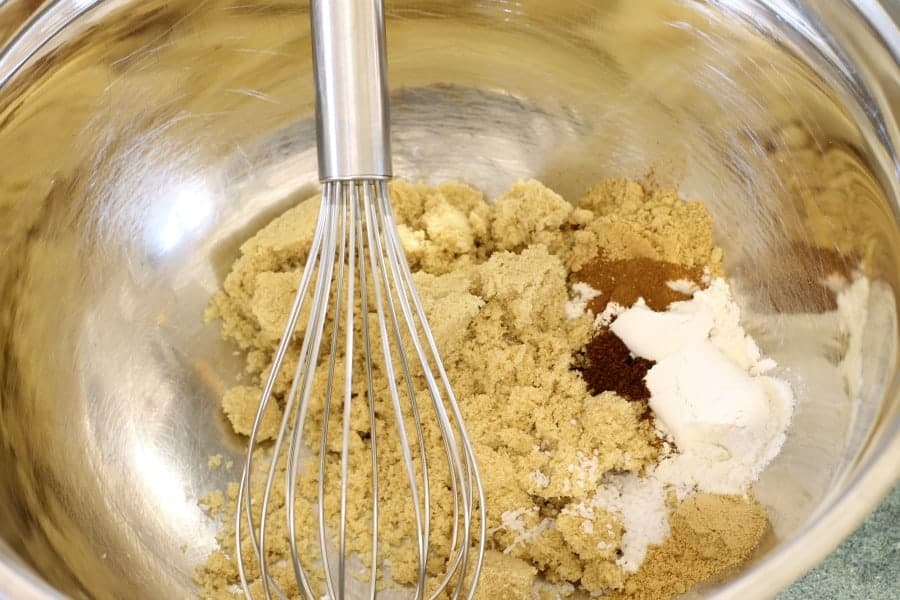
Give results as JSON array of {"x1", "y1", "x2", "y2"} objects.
[{"x1": 197, "y1": 178, "x2": 777, "y2": 599}]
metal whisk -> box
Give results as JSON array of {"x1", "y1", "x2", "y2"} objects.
[{"x1": 235, "y1": 1, "x2": 485, "y2": 598}]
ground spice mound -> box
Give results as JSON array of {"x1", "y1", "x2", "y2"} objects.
[
  {"x1": 198, "y1": 177, "x2": 766, "y2": 600},
  {"x1": 578, "y1": 256, "x2": 704, "y2": 313},
  {"x1": 579, "y1": 330, "x2": 654, "y2": 401},
  {"x1": 612, "y1": 494, "x2": 767, "y2": 600}
]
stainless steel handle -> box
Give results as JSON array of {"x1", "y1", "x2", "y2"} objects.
[{"x1": 311, "y1": 0, "x2": 392, "y2": 181}]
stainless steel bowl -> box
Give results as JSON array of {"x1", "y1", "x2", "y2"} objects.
[{"x1": 0, "y1": 0, "x2": 897, "y2": 598}]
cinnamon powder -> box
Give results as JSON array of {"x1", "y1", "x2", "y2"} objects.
[{"x1": 577, "y1": 256, "x2": 704, "y2": 313}]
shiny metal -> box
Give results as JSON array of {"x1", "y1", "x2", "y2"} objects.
[
  {"x1": 0, "y1": 0, "x2": 897, "y2": 599},
  {"x1": 237, "y1": 5, "x2": 482, "y2": 598},
  {"x1": 311, "y1": 0, "x2": 392, "y2": 180}
]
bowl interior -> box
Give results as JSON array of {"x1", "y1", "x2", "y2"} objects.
[{"x1": 0, "y1": 0, "x2": 897, "y2": 598}]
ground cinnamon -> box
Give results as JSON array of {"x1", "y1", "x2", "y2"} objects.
[
  {"x1": 579, "y1": 330, "x2": 654, "y2": 402},
  {"x1": 577, "y1": 257, "x2": 704, "y2": 313}
]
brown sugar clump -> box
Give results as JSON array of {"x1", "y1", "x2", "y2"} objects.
[
  {"x1": 569, "y1": 179, "x2": 723, "y2": 274},
  {"x1": 221, "y1": 385, "x2": 281, "y2": 440},
  {"x1": 612, "y1": 494, "x2": 767, "y2": 600},
  {"x1": 578, "y1": 256, "x2": 704, "y2": 313},
  {"x1": 464, "y1": 550, "x2": 537, "y2": 599},
  {"x1": 578, "y1": 330, "x2": 654, "y2": 402}
]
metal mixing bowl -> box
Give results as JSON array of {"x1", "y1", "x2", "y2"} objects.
[{"x1": 0, "y1": 0, "x2": 897, "y2": 598}]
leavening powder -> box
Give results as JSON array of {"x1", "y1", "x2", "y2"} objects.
[{"x1": 609, "y1": 279, "x2": 795, "y2": 496}]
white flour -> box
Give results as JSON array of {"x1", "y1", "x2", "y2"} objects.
[{"x1": 611, "y1": 278, "x2": 795, "y2": 496}]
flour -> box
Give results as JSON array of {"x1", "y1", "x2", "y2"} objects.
[
  {"x1": 611, "y1": 278, "x2": 795, "y2": 496},
  {"x1": 666, "y1": 279, "x2": 700, "y2": 295},
  {"x1": 501, "y1": 511, "x2": 554, "y2": 554}
]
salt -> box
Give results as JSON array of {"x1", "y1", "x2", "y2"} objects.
[{"x1": 586, "y1": 473, "x2": 670, "y2": 573}]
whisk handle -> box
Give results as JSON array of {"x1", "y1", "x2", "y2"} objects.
[{"x1": 311, "y1": 0, "x2": 393, "y2": 182}]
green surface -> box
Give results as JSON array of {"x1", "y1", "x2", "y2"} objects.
[{"x1": 778, "y1": 483, "x2": 900, "y2": 600}]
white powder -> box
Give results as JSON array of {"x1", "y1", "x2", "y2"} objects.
[
  {"x1": 666, "y1": 278, "x2": 700, "y2": 295},
  {"x1": 566, "y1": 451, "x2": 601, "y2": 495},
  {"x1": 565, "y1": 282, "x2": 601, "y2": 319},
  {"x1": 611, "y1": 277, "x2": 795, "y2": 496},
  {"x1": 500, "y1": 507, "x2": 535, "y2": 534},
  {"x1": 593, "y1": 301, "x2": 625, "y2": 329},
  {"x1": 530, "y1": 470, "x2": 550, "y2": 489},
  {"x1": 688, "y1": 279, "x2": 771, "y2": 372},
  {"x1": 609, "y1": 299, "x2": 712, "y2": 361},
  {"x1": 577, "y1": 473, "x2": 670, "y2": 573},
  {"x1": 500, "y1": 508, "x2": 553, "y2": 553}
]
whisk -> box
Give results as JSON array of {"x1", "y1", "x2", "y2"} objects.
[{"x1": 234, "y1": 1, "x2": 485, "y2": 598}]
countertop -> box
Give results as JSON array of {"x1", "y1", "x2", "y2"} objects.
[{"x1": 778, "y1": 482, "x2": 900, "y2": 600}]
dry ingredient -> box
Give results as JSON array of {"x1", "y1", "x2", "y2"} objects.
[
  {"x1": 609, "y1": 279, "x2": 795, "y2": 496},
  {"x1": 611, "y1": 493, "x2": 768, "y2": 600},
  {"x1": 579, "y1": 331, "x2": 654, "y2": 402},
  {"x1": 570, "y1": 181, "x2": 723, "y2": 273},
  {"x1": 578, "y1": 257, "x2": 704, "y2": 313},
  {"x1": 197, "y1": 177, "x2": 790, "y2": 599}
]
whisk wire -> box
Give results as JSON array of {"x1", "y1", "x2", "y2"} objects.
[
  {"x1": 235, "y1": 194, "x2": 329, "y2": 600},
  {"x1": 337, "y1": 183, "x2": 356, "y2": 600},
  {"x1": 354, "y1": 184, "x2": 380, "y2": 600},
  {"x1": 282, "y1": 186, "x2": 341, "y2": 598},
  {"x1": 318, "y1": 181, "x2": 349, "y2": 600},
  {"x1": 236, "y1": 178, "x2": 485, "y2": 599},
  {"x1": 362, "y1": 182, "x2": 430, "y2": 597}
]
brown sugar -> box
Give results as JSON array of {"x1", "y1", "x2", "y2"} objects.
[
  {"x1": 462, "y1": 550, "x2": 537, "y2": 600},
  {"x1": 568, "y1": 179, "x2": 723, "y2": 274},
  {"x1": 612, "y1": 494, "x2": 767, "y2": 600},
  {"x1": 577, "y1": 256, "x2": 705, "y2": 313},
  {"x1": 197, "y1": 177, "x2": 767, "y2": 600}
]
